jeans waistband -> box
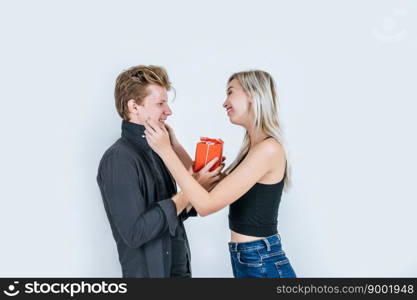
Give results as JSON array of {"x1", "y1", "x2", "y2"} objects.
[{"x1": 228, "y1": 233, "x2": 281, "y2": 252}]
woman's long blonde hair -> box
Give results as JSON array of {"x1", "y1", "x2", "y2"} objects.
[{"x1": 224, "y1": 70, "x2": 292, "y2": 191}]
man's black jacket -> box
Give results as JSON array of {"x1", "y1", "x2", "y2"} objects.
[{"x1": 97, "y1": 120, "x2": 197, "y2": 277}]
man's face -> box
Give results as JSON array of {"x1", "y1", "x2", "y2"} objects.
[{"x1": 137, "y1": 84, "x2": 172, "y2": 124}]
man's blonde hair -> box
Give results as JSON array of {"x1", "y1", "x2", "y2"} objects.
[{"x1": 114, "y1": 65, "x2": 172, "y2": 120}]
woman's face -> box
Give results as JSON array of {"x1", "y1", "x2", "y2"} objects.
[{"x1": 223, "y1": 79, "x2": 252, "y2": 126}]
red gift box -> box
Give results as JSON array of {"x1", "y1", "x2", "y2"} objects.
[{"x1": 193, "y1": 137, "x2": 224, "y2": 172}]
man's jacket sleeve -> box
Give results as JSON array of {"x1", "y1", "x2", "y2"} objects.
[
  {"x1": 179, "y1": 206, "x2": 197, "y2": 222},
  {"x1": 98, "y1": 153, "x2": 178, "y2": 248}
]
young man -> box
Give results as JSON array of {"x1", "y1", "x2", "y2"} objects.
[{"x1": 96, "y1": 65, "x2": 222, "y2": 277}]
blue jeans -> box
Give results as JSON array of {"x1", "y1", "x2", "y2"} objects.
[{"x1": 228, "y1": 233, "x2": 297, "y2": 278}]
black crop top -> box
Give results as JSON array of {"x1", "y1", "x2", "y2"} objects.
[{"x1": 228, "y1": 147, "x2": 286, "y2": 237}]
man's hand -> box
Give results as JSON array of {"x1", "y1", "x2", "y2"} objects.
[
  {"x1": 173, "y1": 156, "x2": 227, "y2": 215},
  {"x1": 171, "y1": 191, "x2": 190, "y2": 216}
]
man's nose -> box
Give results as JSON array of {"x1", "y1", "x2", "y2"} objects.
[{"x1": 165, "y1": 105, "x2": 172, "y2": 116}]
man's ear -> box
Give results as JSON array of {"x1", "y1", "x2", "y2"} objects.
[{"x1": 127, "y1": 99, "x2": 141, "y2": 115}]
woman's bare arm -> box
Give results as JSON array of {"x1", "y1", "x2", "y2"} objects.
[
  {"x1": 145, "y1": 119, "x2": 284, "y2": 216},
  {"x1": 161, "y1": 140, "x2": 282, "y2": 215}
]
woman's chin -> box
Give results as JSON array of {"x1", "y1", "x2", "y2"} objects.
[{"x1": 228, "y1": 115, "x2": 239, "y2": 125}]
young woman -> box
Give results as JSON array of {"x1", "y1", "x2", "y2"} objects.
[{"x1": 144, "y1": 70, "x2": 296, "y2": 278}]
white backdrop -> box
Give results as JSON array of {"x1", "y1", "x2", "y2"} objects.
[{"x1": 0, "y1": 0, "x2": 416, "y2": 277}]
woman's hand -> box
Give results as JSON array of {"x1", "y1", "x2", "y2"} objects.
[
  {"x1": 144, "y1": 119, "x2": 173, "y2": 156},
  {"x1": 164, "y1": 122, "x2": 179, "y2": 147},
  {"x1": 192, "y1": 157, "x2": 226, "y2": 191}
]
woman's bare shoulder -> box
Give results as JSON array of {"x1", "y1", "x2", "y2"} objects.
[{"x1": 252, "y1": 137, "x2": 285, "y2": 158}]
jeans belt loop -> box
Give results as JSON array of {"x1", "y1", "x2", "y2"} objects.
[{"x1": 263, "y1": 237, "x2": 271, "y2": 251}]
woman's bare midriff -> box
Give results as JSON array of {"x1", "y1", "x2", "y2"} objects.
[{"x1": 230, "y1": 230, "x2": 265, "y2": 243}]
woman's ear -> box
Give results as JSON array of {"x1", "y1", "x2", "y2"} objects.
[{"x1": 245, "y1": 92, "x2": 253, "y2": 104}]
